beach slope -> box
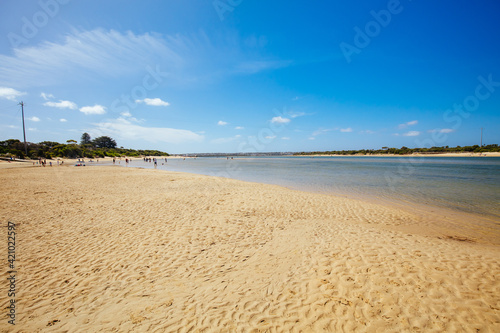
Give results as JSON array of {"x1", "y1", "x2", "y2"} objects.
[{"x1": 0, "y1": 166, "x2": 499, "y2": 332}]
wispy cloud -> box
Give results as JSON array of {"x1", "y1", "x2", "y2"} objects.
[
  {"x1": 92, "y1": 118, "x2": 204, "y2": 144},
  {"x1": 120, "y1": 111, "x2": 142, "y2": 123},
  {"x1": 398, "y1": 120, "x2": 418, "y2": 129},
  {"x1": 340, "y1": 127, "x2": 353, "y2": 133},
  {"x1": 40, "y1": 92, "x2": 54, "y2": 100},
  {"x1": 0, "y1": 87, "x2": 26, "y2": 101},
  {"x1": 28, "y1": 116, "x2": 40, "y2": 122},
  {"x1": 217, "y1": 120, "x2": 228, "y2": 126},
  {"x1": 287, "y1": 111, "x2": 307, "y2": 119},
  {"x1": 270, "y1": 116, "x2": 290, "y2": 124},
  {"x1": 403, "y1": 131, "x2": 421, "y2": 137},
  {"x1": 0, "y1": 29, "x2": 290, "y2": 88},
  {"x1": 235, "y1": 126, "x2": 244, "y2": 130},
  {"x1": 80, "y1": 105, "x2": 107, "y2": 115},
  {"x1": 60, "y1": 118, "x2": 67, "y2": 122},
  {"x1": 428, "y1": 128, "x2": 455, "y2": 134},
  {"x1": 135, "y1": 98, "x2": 170, "y2": 106},
  {"x1": 44, "y1": 100, "x2": 77, "y2": 110},
  {"x1": 0, "y1": 29, "x2": 184, "y2": 87},
  {"x1": 312, "y1": 128, "x2": 335, "y2": 136}
]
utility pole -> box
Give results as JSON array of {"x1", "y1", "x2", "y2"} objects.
[{"x1": 19, "y1": 101, "x2": 27, "y2": 155}]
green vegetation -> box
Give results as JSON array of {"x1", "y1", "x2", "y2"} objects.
[
  {"x1": 0, "y1": 133, "x2": 168, "y2": 159},
  {"x1": 294, "y1": 144, "x2": 500, "y2": 156}
]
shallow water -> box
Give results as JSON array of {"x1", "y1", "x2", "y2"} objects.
[{"x1": 103, "y1": 156, "x2": 500, "y2": 219}]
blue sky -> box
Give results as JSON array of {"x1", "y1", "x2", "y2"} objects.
[{"x1": 1, "y1": 0, "x2": 499, "y2": 154}]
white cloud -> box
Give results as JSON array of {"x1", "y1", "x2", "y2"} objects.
[
  {"x1": 428, "y1": 128, "x2": 455, "y2": 134},
  {"x1": 308, "y1": 137, "x2": 315, "y2": 140},
  {"x1": 398, "y1": 120, "x2": 418, "y2": 129},
  {"x1": 92, "y1": 118, "x2": 204, "y2": 144},
  {"x1": 235, "y1": 126, "x2": 244, "y2": 130},
  {"x1": 288, "y1": 111, "x2": 306, "y2": 118},
  {"x1": 403, "y1": 131, "x2": 421, "y2": 137},
  {"x1": 271, "y1": 116, "x2": 290, "y2": 124},
  {"x1": 0, "y1": 29, "x2": 291, "y2": 88},
  {"x1": 44, "y1": 100, "x2": 77, "y2": 110},
  {"x1": 80, "y1": 105, "x2": 107, "y2": 115},
  {"x1": 28, "y1": 116, "x2": 40, "y2": 122},
  {"x1": 0, "y1": 87, "x2": 26, "y2": 101},
  {"x1": 340, "y1": 127, "x2": 353, "y2": 133},
  {"x1": 218, "y1": 120, "x2": 228, "y2": 126},
  {"x1": 265, "y1": 136, "x2": 277, "y2": 140},
  {"x1": 60, "y1": 118, "x2": 67, "y2": 122},
  {"x1": 0, "y1": 29, "x2": 186, "y2": 87},
  {"x1": 360, "y1": 130, "x2": 375, "y2": 134},
  {"x1": 135, "y1": 98, "x2": 170, "y2": 106},
  {"x1": 120, "y1": 111, "x2": 142, "y2": 123},
  {"x1": 281, "y1": 137, "x2": 291, "y2": 140},
  {"x1": 7, "y1": 125, "x2": 18, "y2": 129},
  {"x1": 40, "y1": 92, "x2": 54, "y2": 100},
  {"x1": 312, "y1": 128, "x2": 334, "y2": 136},
  {"x1": 440, "y1": 128, "x2": 455, "y2": 133},
  {"x1": 28, "y1": 128, "x2": 37, "y2": 131}
]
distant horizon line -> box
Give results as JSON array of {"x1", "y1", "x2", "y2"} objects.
[{"x1": 172, "y1": 144, "x2": 499, "y2": 157}]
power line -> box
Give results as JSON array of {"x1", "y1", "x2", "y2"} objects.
[{"x1": 0, "y1": 102, "x2": 20, "y2": 112}]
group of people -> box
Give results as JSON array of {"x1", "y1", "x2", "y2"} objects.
[
  {"x1": 34, "y1": 158, "x2": 63, "y2": 167},
  {"x1": 142, "y1": 157, "x2": 168, "y2": 167}
]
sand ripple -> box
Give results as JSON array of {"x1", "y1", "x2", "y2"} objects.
[{"x1": 0, "y1": 166, "x2": 499, "y2": 332}]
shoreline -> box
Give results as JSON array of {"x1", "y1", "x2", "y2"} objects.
[
  {"x1": 2, "y1": 158, "x2": 499, "y2": 225},
  {"x1": 291, "y1": 152, "x2": 500, "y2": 157}
]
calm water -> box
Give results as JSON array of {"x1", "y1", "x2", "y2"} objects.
[{"x1": 105, "y1": 156, "x2": 500, "y2": 219}]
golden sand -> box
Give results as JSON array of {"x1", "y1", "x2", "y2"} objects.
[{"x1": 0, "y1": 166, "x2": 499, "y2": 332}]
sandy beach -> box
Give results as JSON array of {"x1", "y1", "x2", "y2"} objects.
[{"x1": 0, "y1": 165, "x2": 499, "y2": 332}]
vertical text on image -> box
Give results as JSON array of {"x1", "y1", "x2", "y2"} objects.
[{"x1": 6, "y1": 221, "x2": 17, "y2": 325}]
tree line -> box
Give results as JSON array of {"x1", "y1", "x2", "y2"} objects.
[
  {"x1": 294, "y1": 144, "x2": 500, "y2": 156},
  {"x1": 0, "y1": 133, "x2": 168, "y2": 159}
]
